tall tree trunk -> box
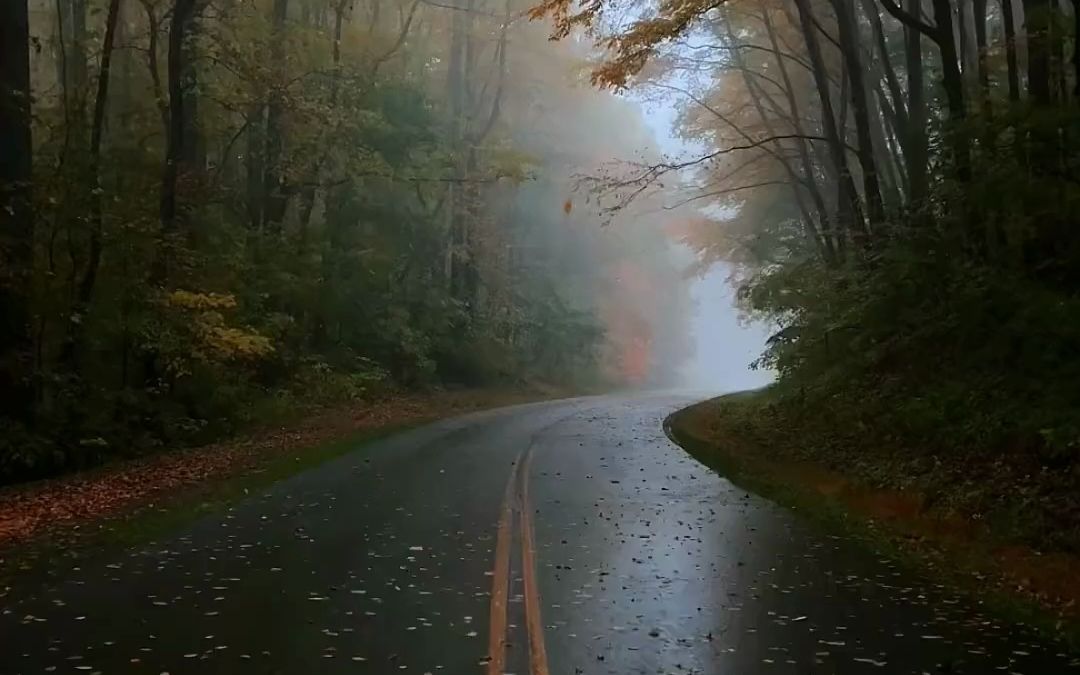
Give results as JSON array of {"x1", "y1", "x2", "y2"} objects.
[
  {"x1": 880, "y1": 0, "x2": 969, "y2": 171},
  {"x1": 156, "y1": 0, "x2": 198, "y2": 281},
  {"x1": 832, "y1": 0, "x2": 886, "y2": 229},
  {"x1": 1073, "y1": 0, "x2": 1080, "y2": 98},
  {"x1": 868, "y1": 85, "x2": 904, "y2": 209},
  {"x1": 296, "y1": 0, "x2": 350, "y2": 237},
  {"x1": 958, "y1": 0, "x2": 981, "y2": 102},
  {"x1": 139, "y1": 0, "x2": 169, "y2": 129},
  {"x1": 0, "y1": 0, "x2": 35, "y2": 424},
  {"x1": 932, "y1": 0, "x2": 969, "y2": 122},
  {"x1": 724, "y1": 12, "x2": 833, "y2": 264},
  {"x1": 860, "y1": 0, "x2": 909, "y2": 139},
  {"x1": 445, "y1": 0, "x2": 468, "y2": 291},
  {"x1": 1003, "y1": 0, "x2": 1023, "y2": 101},
  {"x1": 792, "y1": 0, "x2": 869, "y2": 247},
  {"x1": 263, "y1": 0, "x2": 290, "y2": 232},
  {"x1": 246, "y1": 103, "x2": 265, "y2": 231},
  {"x1": 67, "y1": 0, "x2": 90, "y2": 133},
  {"x1": 1025, "y1": 0, "x2": 1054, "y2": 104},
  {"x1": 62, "y1": 0, "x2": 123, "y2": 372},
  {"x1": 179, "y1": 5, "x2": 202, "y2": 172},
  {"x1": 1052, "y1": 0, "x2": 1067, "y2": 101},
  {"x1": 904, "y1": 0, "x2": 930, "y2": 205},
  {"x1": 874, "y1": 81, "x2": 911, "y2": 196},
  {"x1": 762, "y1": 7, "x2": 837, "y2": 262},
  {"x1": 973, "y1": 0, "x2": 992, "y2": 115}
]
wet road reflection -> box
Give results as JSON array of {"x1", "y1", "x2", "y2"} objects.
[{"x1": 2, "y1": 395, "x2": 1079, "y2": 674}]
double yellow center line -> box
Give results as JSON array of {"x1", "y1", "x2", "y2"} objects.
[{"x1": 486, "y1": 447, "x2": 550, "y2": 675}]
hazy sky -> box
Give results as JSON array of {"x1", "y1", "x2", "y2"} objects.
[
  {"x1": 637, "y1": 95, "x2": 776, "y2": 393},
  {"x1": 678, "y1": 263, "x2": 775, "y2": 391}
]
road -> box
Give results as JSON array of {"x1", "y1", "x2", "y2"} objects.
[{"x1": 3, "y1": 394, "x2": 1079, "y2": 674}]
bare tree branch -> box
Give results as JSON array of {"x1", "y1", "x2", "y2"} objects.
[
  {"x1": 877, "y1": 0, "x2": 940, "y2": 41},
  {"x1": 372, "y1": 0, "x2": 422, "y2": 75},
  {"x1": 663, "y1": 181, "x2": 793, "y2": 209}
]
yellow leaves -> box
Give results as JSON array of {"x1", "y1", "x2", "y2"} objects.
[
  {"x1": 163, "y1": 290, "x2": 274, "y2": 366},
  {"x1": 166, "y1": 290, "x2": 238, "y2": 311},
  {"x1": 200, "y1": 325, "x2": 275, "y2": 361},
  {"x1": 531, "y1": 0, "x2": 731, "y2": 90}
]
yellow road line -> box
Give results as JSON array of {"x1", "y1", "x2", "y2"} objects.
[
  {"x1": 519, "y1": 447, "x2": 551, "y2": 675},
  {"x1": 485, "y1": 455, "x2": 520, "y2": 675}
]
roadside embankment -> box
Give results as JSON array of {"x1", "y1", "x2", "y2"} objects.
[{"x1": 666, "y1": 390, "x2": 1080, "y2": 646}]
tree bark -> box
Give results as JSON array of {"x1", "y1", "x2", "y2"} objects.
[
  {"x1": 262, "y1": 0, "x2": 290, "y2": 231},
  {"x1": 1073, "y1": 0, "x2": 1080, "y2": 98},
  {"x1": 723, "y1": 12, "x2": 832, "y2": 264},
  {"x1": 832, "y1": 0, "x2": 886, "y2": 228},
  {"x1": 762, "y1": 7, "x2": 837, "y2": 262},
  {"x1": 65, "y1": 0, "x2": 90, "y2": 131},
  {"x1": 296, "y1": 0, "x2": 350, "y2": 235},
  {"x1": 958, "y1": 0, "x2": 979, "y2": 97},
  {"x1": 0, "y1": 0, "x2": 35, "y2": 424},
  {"x1": 62, "y1": 0, "x2": 123, "y2": 372},
  {"x1": 246, "y1": 104, "x2": 265, "y2": 231},
  {"x1": 156, "y1": 0, "x2": 199, "y2": 281},
  {"x1": 931, "y1": 0, "x2": 968, "y2": 124},
  {"x1": 139, "y1": 0, "x2": 169, "y2": 129},
  {"x1": 860, "y1": 0, "x2": 908, "y2": 137},
  {"x1": 1003, "y1": 0, "x2": 1023, "y2": 101},
  {"x1": 878, "y1": 0, "x2": 968, "y2": 125},
  {"x1": 973, "y1": 0, "x2": 992, "y2": 115},
  {"x1": 1024, "y1": 0, "x2": 1053, "y2": 105},
  {"x1": 445, "y1": 0, "x2": 466, "y2": 286},
  {"x1": 903, "y1": 0, "x2": 930, "y2": 204},
  {"x1": 792, "y1": 0, "x2": 869, "y2": 246},
  {"x1": 868, "y1": 83, "x2": 905, "y2": 208},
  {"x1": 1052, "y1": 0, "x2": 1066, "y2": 101}
]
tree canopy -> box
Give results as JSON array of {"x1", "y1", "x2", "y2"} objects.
[
  {"x1": 532, "y1": 0, "x2": 1080, "y2": 493},
  {"x1": 0, "y1": 0, "x2": 691, "y2": 482}
]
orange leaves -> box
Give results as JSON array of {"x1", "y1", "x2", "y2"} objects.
[
  {"x1": 563, "y1": 198, "x2": 573, "y2": 215},
  {"x1": 594, "y1": 259, "x2": 660, "y2": 383},
  {"x1": 531, "y1": 0, "x2": 732, "y2": 89}
]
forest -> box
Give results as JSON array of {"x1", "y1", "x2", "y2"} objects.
[
  {"x1": 0, "y1": 0, "x2": 694, "y2": 483},
  {"x1": 7, "y1": 0, "x2": 1080, "y2": 527},
  {"x1": 532, "y1": 0, "x2": 1080, "y2": 545}
]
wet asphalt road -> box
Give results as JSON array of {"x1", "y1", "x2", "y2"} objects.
[{"x1": 3, "y1": 394, "x2": 1080, "y2": 674}]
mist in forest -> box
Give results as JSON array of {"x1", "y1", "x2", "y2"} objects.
[
  {"x1": 0, "y1": 0, "x2": 734, "y2": 480},
  {"x1": 636, "y1": 94, "x2": 772, "y2": 394},
  {"x1": 677, "y1": 264, "x2": 773, "y2": 392}
]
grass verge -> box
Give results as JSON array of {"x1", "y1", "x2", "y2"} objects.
[
  {"x1": 0, "y1": 389, "x2": 553, "y2": 585},
  {"x1": 665, "y1": 390, "x2": 1080, "y2": 651}
]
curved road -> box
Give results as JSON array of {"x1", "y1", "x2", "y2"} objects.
[{"x1": 3, "y1": 394, "x2": 1079, "y2": 674}]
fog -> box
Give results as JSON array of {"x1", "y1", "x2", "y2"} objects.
[
  {"x1": 4, "y1": 0, "x2": 774, "y2": 467},
  {"x1": 623, "y1": 90, "x2": 774, "y2": 392},
  {"x1": 679, "y1": 264, "x2": 775, "y2": 392}
]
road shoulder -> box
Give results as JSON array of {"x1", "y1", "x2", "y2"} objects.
[
  {"x1": 666, "y1": 391, "x2": 1080, "y2": 650},
  {"x1": 0, "y1": 388, "x2": 556, "y2": 583}
]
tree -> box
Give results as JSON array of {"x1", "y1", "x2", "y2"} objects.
[
  {"x1": 158, "y1": 0, "x2": 199, "y2": 279},
  {"x1": 62, "y1": 0, "x2": 124, "y2": 372},
  {"x1": 1003, "y1": 0, "x2": 1022, "y2": 101},
  {"x1": 879, "y1": 0, "x2": 970, "y2": 178},
  {"x1": 262, "y1": 0, "x2": 290, "y2": 231},
  {"x1": 1024, "y1": 0, "x2": 1053, "y2": 105},
  {"x1": 831, "y1": 0, "x2": 886, "y2": 227},
  {"x1": 541, "y1": 0, "x2": 1080, "y2": 506},
  {"x1": 0, "y1": 0, "x2": 34, "y2": 423},
  {"x1": 792, "y1": 0, "x2": 869, "y2": 244},
  {"x1": 0, "y1": 0, "x2": 693, "y2": 481}
]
